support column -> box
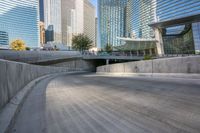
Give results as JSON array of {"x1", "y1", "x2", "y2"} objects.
[
  {"x1": 154, "y1": 28, "x2": 165, "y2": 57},
  {"x1": 149, "y1": 49, "x2": 152, "y2": 56},
  {"x1": 143, "y1": 50, "x2": 146, "y2": 56},
  {"x1": 106, "y1": 59, "x2": 109, "y2": 65},
  {"x1": 137, "y1": 50, "x2": 139, "y2": 56}
]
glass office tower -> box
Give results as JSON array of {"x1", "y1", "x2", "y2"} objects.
[
  {"x1": 126, "y1": 0, "x2": 156, "y2": 39},
  {"x1": 117, "y1": 0, "x2": 157, "y2": 55},
  {"x1": 98, "y1": 0, "x2": 128, "y2": 48},
  {"x1": 0, "y1": 0, "x2": 40, "y2": 48},
  {"x1": 0, "y1": 31, "x2": 9, "y2": 46},
  {"x1": 155, "y1": 0, "x2": 200, "y2": 22},
  {"x1": 155, "y1": 0, "x2": 200, "y2": 54},
  {"x1": 44, "y1": 0, "x2": 62, "y2": 44},
  {"x1": 39, "y1": 0, "x2": 44, "y2": 22}
]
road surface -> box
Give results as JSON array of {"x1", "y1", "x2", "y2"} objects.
[{"x1": 12, "y1": 73, "x2": 200, "y2": 133}]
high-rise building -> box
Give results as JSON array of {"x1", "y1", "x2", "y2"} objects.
[
  {"x1": 95, "y1": 18, "x2": 98, "y2": 47},
  {"x1": 0, "y1": 0, "x2": 40, "y2": 48},
  {"x1": 61, "y1": 0, "x2": 76, "y2": 46},
  {"x1": 45, "y1": 25, "x2": 54, "y2": 43},
  {"x1": 98, "y1": 0, "x2": 128, "y2": 49},
  {"x1": 44, "y1": 0, "x2": 62, "y2": 44},
  {"x1": 84, "y1": 0, "x2": 96, "y2": 47},
  {"x1": 0, "y1": 31, "x2": 9, "y2": 47},
  {"x1": 101, "y1": 0, "x2": 200, "y2": 55},
  {"x1": 126, "y1": 0, "x2": 156, "y2": 39},
  {"x1": 44, "y1": 0, "x2": 96, "y2": 48},
  {"x1": 40, "y1": 22, "x2": 45, "y2": 46},
  {"x1": 39, "y1": 0, "x2": 44, "y2": 22}
]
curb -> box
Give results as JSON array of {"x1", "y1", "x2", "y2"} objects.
[
  {"x1": 96, "y1": 72, "x2": 200, "y2": 79},
  {"x1": 0, "y1": 71, "x2": 85, "y2": 133}
]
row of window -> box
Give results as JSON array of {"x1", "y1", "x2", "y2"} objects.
[{"x1": 0, "y1": 0, "x2": 40, "y2": 47}]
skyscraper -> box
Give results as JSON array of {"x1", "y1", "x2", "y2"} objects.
[
  {"x1": 99, "y1": 0, "x2": 200, "y2": 55},
  {"x1": 0, "y1": 31, "x2": 9, "y2": 46},
  {"x1": 45, "y1": 25, "x2": 54, "y2": 43},
  {"x1": 117, "y1": 0, "x2": 157, "y2": 55},
  {"x1": 98, "y1": 0, "x2": 128, "y2": 49},
  {"x1": 61, "y1": 0, "x2": 76, "y2": 46},
  {"x1": 44, "y1": 0, "x2": 62, "y2": 44},
  {"x1": 126, "y1": 0, "x2": 156, "y2": 39},
  {"x1": 39, "y1": 0, "x2": 44, "y2": 22},
  {"x1": 84, "y1": 0, "x2": 96, "y2": 47},
  {"x1": 40, "y1": 22, "x2": 45, "y2": 46},
  {"x1": 44, "y1": 0, "x2": 96, "y2": 48},
  {"x1": 0, "y1": 0, "x2": 40, "y2": 48}
]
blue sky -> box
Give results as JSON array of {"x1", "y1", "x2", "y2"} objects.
[
  {"x1": 90, "y1": 0, "x2": 97, "y2": 16},
  {"x1": 90, "y1": 0, "x2": 97, "y2": 7}
]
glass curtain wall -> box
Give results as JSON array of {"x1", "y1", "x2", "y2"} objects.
[
  {"x1": 126, "y1": 0, "x2": 156, "y2": 39},
  {"x1": 98, "y1": 0, "x2": 128, "y2": 48},
  {"x1": 156, "y1": 0, "x2": 200, "y2": 54},
  {"x1": 192, "y1": 22, "x2": 200, "y2": 53},
  {"x1": 162, "y1": 25, "x2": 195, "y2": 54},
  {"x1": 0, "y1": 0, "x2": 40, "y2": 47},
  {"x1": 0, "y1": 31, "x2": 9, "y2": 46},
  {"x1": 44, "y1": 0, "x2": 62, "y2": 44}
]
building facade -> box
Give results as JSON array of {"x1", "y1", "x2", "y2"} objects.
[
  {"x1": 84, "y1": 0, "x2": 96, "y2": 47},
  {"x1": 98, "y1": 0, "x2": 128, "y2": 49},
  {"x1": 0, "y1": 0, "x2": 40, "y2": 48},
  {"x1": 45, "y1": 25, "x2": 54, "y2": 43},
  {"x1": 39, "y1": 0, "x2": 44, "y2": 22},
  {"x1": 61, "y1": 0, "x2": 76, "y2": 46},
  {"x1": 95, "y1": 18, "x2": 98, "y2": 47},
  {"x1": 44, "y1": 0, "x2": 95, "y2": 48},
  {"x1": 192, "y1": 22, "x2": 200, "y2": 53},
  {"x1": 126, "y1": 0, "x2": 156, "y2": 39},
  {"x1": 40, "y1": 22, "x2": 45, "y2": 46},
  {"x1": 114, "y1": 0, "x2": 157, "y2": 55},
  {"x1": 153, "y1": 0, "x2": 200, "y2": 55},
  {"x1": 44, "y1": 0, "x2": 62, "y2": 44},
  {"x1": 0, "y1": 31, "x2": 9, "y2": 47}
]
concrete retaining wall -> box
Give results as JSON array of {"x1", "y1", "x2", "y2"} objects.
[
  {"x1": 49, "y1": 59, "x2": 96, "y2": 72},
  {"x1": 0, "y1": 59, "x2": 81, "y2": 111},
  {"x1": 97, "y1": 56, "x2": 200, "y2": 74},
  {"x1": 0, "y1": 50, "x2": 81, "y2": 63}
]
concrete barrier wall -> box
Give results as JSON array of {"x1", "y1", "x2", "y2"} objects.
[
  {"x1": 0, "y1": 50, "x2": 81, "y2": 63},
  {"x1": 50, "y1": 59, "x2": 96, "y2": 72},
  {"x1": 0, "y1": 59, "x2": 81, "y2": 110},
  {"x1": 97, "y1": 56, "x2": 200, "y2": 74}
]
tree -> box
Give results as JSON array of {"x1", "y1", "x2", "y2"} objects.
[
  {"x1": 72, "y1": 34, "x2": 93, "y2": 51},
  {"x1": 105, "y1": 43, "x2": 113, "y2": 53},
  {"x1": 10, "y1": 39, "x2": 26, "y2": 51}
]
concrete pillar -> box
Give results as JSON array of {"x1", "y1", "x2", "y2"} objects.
[
  {"x1": 106, "y1": 59, "x2": 109, "y2": 65},
  {"x1": 143, "y1": 50, "x2": 146, "y2": 56},
  {"x1": 149, "y1": 49, "x2": 152, "y2": 56},
  {"x1": 154, "y1": 28, "x2": 165, "y2": 57},
  {"x1": 137, "y1": 51, "x2": 139, "y2": 56}
]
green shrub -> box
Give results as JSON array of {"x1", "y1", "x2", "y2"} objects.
[
  {"x1": 26, "y1": 47, "x2": 30, "y2": 51},
  {"x1": 144, "y1": 55, "x2": 152, "y2": 60}
]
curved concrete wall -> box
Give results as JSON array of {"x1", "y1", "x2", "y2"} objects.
[
  {"x1": 0, "y1": 50, "x2": 81, "y2": 63},
  {"x1": 97, "y1": 56, "x2": 200, "y2": 74},
  {"x1": 0, "y1": 59, "x2": 81, "y2": 110},
  {"x1": 50, "y1": 59, "x2": 96, "y2": 72}
]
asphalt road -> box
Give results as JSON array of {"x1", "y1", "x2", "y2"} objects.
[{"x1": 12, "y1": 73, "x2": 200, "y2": 133}]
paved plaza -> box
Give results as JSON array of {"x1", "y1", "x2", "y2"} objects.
[{"x1": 12, "y1": 73, "x2": 200, "y2": 133}]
